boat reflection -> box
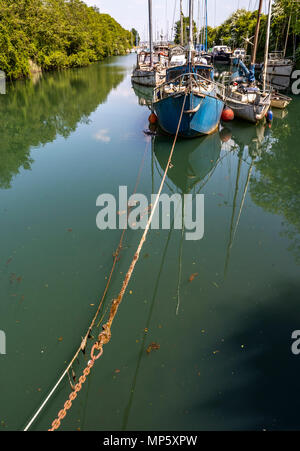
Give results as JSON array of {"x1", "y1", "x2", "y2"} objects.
[
  {"x1": 132, "y1": 82, "x2": 154, "y2": 107},
  {"x1": 224, "y1": 119, "x2": 271, "y2": 155},
  {"x1": 152, "y1": 132, "x2": 222, "y2": 194},
  {"x1": 221, "y1": 121, "x2": 270, "y2": 276}
]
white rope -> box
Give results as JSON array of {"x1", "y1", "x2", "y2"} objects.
[
  {"x1": 23, "y1": 92, "x2": 187, "y2": 432},
  {"x1": 24, "y1": 365, "x2": 71, "y2": 431}
]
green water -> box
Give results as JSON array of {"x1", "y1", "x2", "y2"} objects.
[{"x1": 1, "y1": 55, "x2": 300, "y2": 431}]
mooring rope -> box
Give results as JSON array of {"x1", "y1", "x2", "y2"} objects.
[
  {"x1": 47, "y1": 93, "x2": 187, "y2": 431},
  {"x1": 23, "y1": 140, "x2": 150, "y2": 432},
  {"x1": 24, "y1": 93, "x2": 187, "y2": 432}
]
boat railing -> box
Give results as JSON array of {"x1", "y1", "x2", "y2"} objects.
[
  {"x1": 153, "y1": 72, "x2": 226, "y2": 102},
  {"x1": 269, "y1": 51, "x2": 284, "y2": 60}
]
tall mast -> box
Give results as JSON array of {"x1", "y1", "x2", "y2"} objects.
[
  {"x1": 188, "y1": 0, "x2": 194, "y2": 64},
  {"x1": 284, "y1": 14, "x2": 291, "y2": 58},
  {"x1": 205, "y1": 0, "x2": 208, "y2": 52},
  {"x1": 251, "y1": 0, "x2": 263, "y2": 65},
  {"x1": 197, "y1": 0, "x2": 200, "y2": 46},
  {"x1": 263, "y1": 0, "x2": 272, "y2": 92},
  {"x1": 180, "y1": 0, "x2": 184, "y2": 46},
  {"x1": 148, "y1": 0, "x2": 153, "y2": 67}
]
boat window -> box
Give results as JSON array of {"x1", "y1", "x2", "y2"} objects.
[{"x1": 167, "y1": 68, "x2": 185, "y2": 82}]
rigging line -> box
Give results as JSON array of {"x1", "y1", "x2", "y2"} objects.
[
  {"x1": 122, "y1": 145, "x2": 186, "y2": 428},
  {"x1": 23, "y1": 138, "x2": 151, "y2": 432},
  {"x1": 48, "y1": 93, "x2": 188, "y2": 431},
  {"x1": 172, "y1": 0, "x2": 178, "y2": 40},
  {"x1": 232, "y1": 161, "x2": 254, "y2": 243},
  {"x1": 214, "y1": 0, "x2": 217, "y2": 29},
  {"x1": 224, "y1": 152, "x2": 243, "y2": 278},
  {"x1": 176, "y1": 201, "x2": 185, "y2": 316},
  {"x1": 195, "y1": 152, "x2": 230, "y2": 196}
]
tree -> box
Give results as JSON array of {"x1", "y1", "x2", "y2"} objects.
[
  {"x1": 131, "y1": 28, "x2": 140, "y2": 46},
  {"x1": 0, "y1": 0, "x2": 133, "y2": 79},
  {"x1": 174, "y1": 17, "x2": 197, "y2": 45},
  {"x1": 205, "y1": 1, "x2": 299, "y2": 62}
]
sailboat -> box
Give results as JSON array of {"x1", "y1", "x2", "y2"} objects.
[
  {"x1": 266, "y1": 11, "x2": 295, "y2": 79},
  {"x1": 131, "y1": 0, "x2": 166, "y2": 87},
  {"x1": 267, "y1": 52, "x2": 295, "y2": 77},
  {"x1": 270, "y1": 92, "x2": 292, "y2": 109},
  {"x1": 262, "y1": 0, "x2": 292, "y2": 110},
  {"x1": 225, "y1": 0, "x2": 271, "y2": 124},
  {"x1": 152, "y1": 0, "x2": 225, "y2": 138}
]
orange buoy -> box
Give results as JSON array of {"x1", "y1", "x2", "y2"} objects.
[
  {"x1": 221, "y1": 107, "x2": 234, "y2": 122},
  {"x1": 219, "y1": 127, "x2": 232, "y2": 143},
  {"x1": 149, "y1": 112, "x2": 158, "y2": 125}
]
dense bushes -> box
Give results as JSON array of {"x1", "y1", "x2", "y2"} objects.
[{"x1": 0, "y1": 0, "x2": 133, "y2": 79}]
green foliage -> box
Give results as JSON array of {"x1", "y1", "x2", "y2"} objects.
[
  {"x1": 271, "y1": 0, "x2": 300, "y2": 57},
  {"x1": 202, "y1": 0, "x2": 299, "y2": 59},
  {"x1": 131, "y1": 28, "x2": 140, "y2": 46},
  {"x1": 296, "y1": 46, "x2": 300, "y2": 65},
  {"x1": 210, "y1": 9, "x2": 268, "y2": 57},
  {"x1": 251, "y1": 102, "x2": 300, "y2": 263},
  {"x1": 174, "y1": 17, "x2": 197, "y2": 45},
  {"x1": 0, "y1": 0, "x2": 132, "y2": 79}
]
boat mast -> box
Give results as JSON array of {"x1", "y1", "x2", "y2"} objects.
[
  {"x1": 251, "y1": 0, "x2": 264, "y2": 66},
  {"x1": 197, "y1": 0, "x2": 200, "y2": 47},
  {"x1": 284, "y1": 14, "x2": 291, "y2": 58},
  {"x1": 180, "y1": 0, "x2": 184, "y2": 46},
  {"x1": 188, "y1": 0, "x2": 194, "y2": 64},
  {"x1": 205, "y1": 0, "x2": 208, "y2": 52},
  {"x1": 148, "y1": 0, "x2": 153, "y2": 67},
  {"x1": 263, "y1": 0, "x2": 272, "y2": 92}
]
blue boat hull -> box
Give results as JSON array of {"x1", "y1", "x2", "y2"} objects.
[{"x1": 153, "y1": 92, "x2": 224, "y2": 138}]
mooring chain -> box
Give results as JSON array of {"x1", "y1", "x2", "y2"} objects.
[
  {"x1": 49, "y1": 326, "x2": 111, "y2": 431},
  {"x1": 48, "y1": 92, "x2": 187, "y2": 431},
  {"x1": 23, "y1": 140, "x2": 151, "y2": 432}
]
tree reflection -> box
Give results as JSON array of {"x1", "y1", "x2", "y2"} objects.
[
  {"x1": 0, "y1": 62, "x2": 126, "y2": 188},
  {"x1": 250, "y1": 109, "x2": 300, "y2": 264}
]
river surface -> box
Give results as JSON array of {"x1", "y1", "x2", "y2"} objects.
[{"x1": 1, "y1": 54, "x2": 300, "y2": 431}]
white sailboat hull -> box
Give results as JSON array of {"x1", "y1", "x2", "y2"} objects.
[
  {"x1": 266, "y1": 74, "x2": 291, "y2": 90},
  {"x1": 131, "y1": 68, "x2": 165, "y2": 87},
  {"x1": 266, "y1": 62, "x2": 294, "y2": 77},
  {"x1": 270, "y1": 93, "x2": 292, "y2": 109}
]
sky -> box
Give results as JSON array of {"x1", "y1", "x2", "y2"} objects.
[{"x1": 84, "y1": 1, "x2": 267, "y2": 41}]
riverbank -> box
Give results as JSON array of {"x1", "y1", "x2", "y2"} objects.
[{"x1": 0, "y1": 0, "x2": 133, "y2": 80}]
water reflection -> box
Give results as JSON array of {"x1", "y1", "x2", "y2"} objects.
[
  {"x1": 131, "y1": 82, "x2": 154, "y2": 108},
  {"x1": 0, "y1": 62, "x2": 126, "y2": 189},
  {"x1": 250, "y1": 107, "x2": 300, "y2": 264},
  {"x1": 151, "y1": 111, "x2": 300, "y2": 275},
  {"x1": 153, "y1": 133, "x2": 222, "y2": 194}
]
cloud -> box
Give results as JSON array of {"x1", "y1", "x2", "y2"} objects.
[{"x1": 94, "y1": 129, "x2": 111, "y2": 143}]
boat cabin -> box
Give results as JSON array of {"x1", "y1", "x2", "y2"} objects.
[
  {"x1": 212, "y1": 45, "x2": 232, "y2": 54},
  {"x1": 166, "y1": 64, "x2": 214, "y2": 83},
  {"x1": 233, "y1": 48, "x2": 246, "y2": 59},
  {"x1": 136, "y1": 51, "x2": 168, "y2": 68}
]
